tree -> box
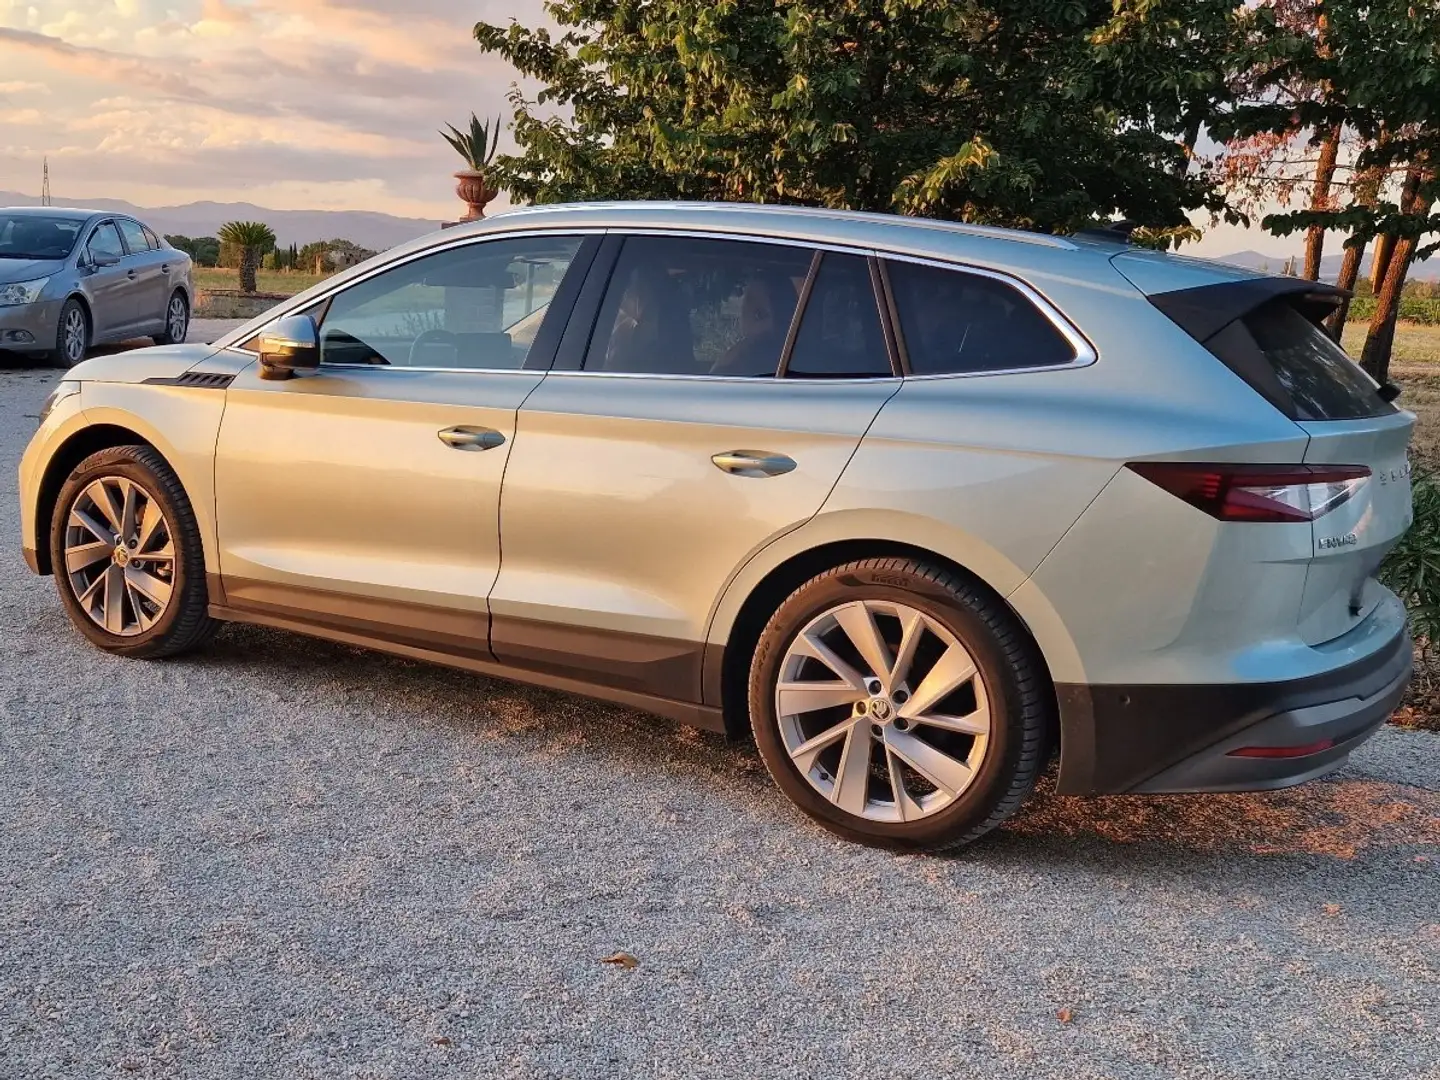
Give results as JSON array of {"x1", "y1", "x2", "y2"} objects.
[
  {"x1": 164, "y1": 234, "x2": 220, "y2": 267},
  {"x1": 1217, "y1": 0, "x2": 1440, "y2": 381},
  {"x1": 217, "y1": 221, "x2": 277, "y2": 293},
  {"x1": 473, "y1": 1, "x2": 1239, "y2": 235}
]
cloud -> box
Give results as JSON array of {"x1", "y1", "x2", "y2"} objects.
[
  {"x1": 0, "y1": 80, "x2": 50, "y2": 95},
  {"x1": 0, "y1": 27, "x2": 216, "y2": 101}
]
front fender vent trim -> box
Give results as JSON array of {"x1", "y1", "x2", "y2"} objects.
[{"x1": 142, "y1": 371, "x2": 235, "y2": 389}]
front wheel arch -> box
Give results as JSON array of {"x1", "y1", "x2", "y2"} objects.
[{"x1": 32, "y1": 425, "x2": 164, "y2": 576}]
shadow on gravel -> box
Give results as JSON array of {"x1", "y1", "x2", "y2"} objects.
[{"x1": 194, "y1": 624, "x2": 1438, "y2": 913}]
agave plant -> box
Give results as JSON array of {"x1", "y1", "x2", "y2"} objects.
[
  {"x1": 441, "y1": 113, "x2": 502, "y2": 171},
  {"x1": 217, "y1": 220, "x2": 277, "y2": 294}
]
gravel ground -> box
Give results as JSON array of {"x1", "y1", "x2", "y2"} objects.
[{"x1": 1, "y1": 363, "x2": 1438, "y2": 1079}]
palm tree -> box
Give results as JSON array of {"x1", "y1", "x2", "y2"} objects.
[{"x1": 217, "y1": 221, "x2": 277, "y2": 294}]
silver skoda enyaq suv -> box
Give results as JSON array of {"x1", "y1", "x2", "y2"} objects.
[{"x1": 17, "y1": 202, "x2": 1415, "y2": 850}]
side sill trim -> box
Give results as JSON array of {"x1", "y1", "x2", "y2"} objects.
[{"x1": 209, "y1": 604, "x2": 726, "y2": 733}]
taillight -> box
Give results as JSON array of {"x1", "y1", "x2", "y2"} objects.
[{"x1": 1127, "y1": 463, "x2": 1370, "y2": 522}]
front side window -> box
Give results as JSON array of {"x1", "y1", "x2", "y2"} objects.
[
  {"x1": 887, "y1": 260, "x2": 1077, "y2": 375},
  {"x1": 86, "y1": 223, "x2": 125, "y2": 263},
  {"x1": 316, "y1": 236, "x2": 583, "y2": 370},
  {"x1": 784, "y1": 253, "x2": 891, "y2": 377},
  {"x1": 117, "y1": 219, "x2": 152, "y2": 253},
  {"x1": 585, "y1": 236, "x2": 811, "y2": 376}
]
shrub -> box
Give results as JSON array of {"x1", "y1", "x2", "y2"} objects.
[{"x1": 1382, "y1": 467, "x2": 1440, "y2": 653}]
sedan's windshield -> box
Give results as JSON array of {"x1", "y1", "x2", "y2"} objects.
[{"x1": 0, "y1": 214, "x2": 84, "y2": 260}]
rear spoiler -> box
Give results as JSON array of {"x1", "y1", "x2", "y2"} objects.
[{"x1": 1147, "y1": 278, "x2": 1349, "y2": 343}]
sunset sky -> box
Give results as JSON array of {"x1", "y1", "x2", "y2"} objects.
[{"x1": 1, "y1": 0, "x2": 1289, "y2": 257}]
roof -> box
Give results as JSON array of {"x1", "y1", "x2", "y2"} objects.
[{"x1": 0, "y1": 206, "x2": 102, "y2": 222}]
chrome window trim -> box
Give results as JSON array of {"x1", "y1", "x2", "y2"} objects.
[
  {"x1": 880, "y1": 251, "x2": 1098, "y2": 379},
  {"x1": 216, "y1": 223, "x2": 1095, "y2": 381}
]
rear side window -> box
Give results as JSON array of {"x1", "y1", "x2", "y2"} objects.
[
  {"x1": 1203, "y1": 300, "x2": 1394, "y2": 421},
  {"x1": 585, "y1": 236, "x2": 810, "y2": 376},
  {"x1": 886, "y1": 260, "x2": 1077, "y2": 375},
  {"x1": 117, "y1": 219, "x2": 152, "y2": 253},
  {"x1": 784, "y1": 253, "x2": 891, "y2": 378}
]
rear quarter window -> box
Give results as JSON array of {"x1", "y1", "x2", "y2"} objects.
[{"x1": 1207, "y1": 300, "x2": 1395, "y2": 422}]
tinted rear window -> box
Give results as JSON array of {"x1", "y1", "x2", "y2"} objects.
[{"x1": 1208, "y1": 300, "x2": 1394, "y2": 421}]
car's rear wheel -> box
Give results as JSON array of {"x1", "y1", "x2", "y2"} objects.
[
  {"x1": 49, "y1": 445, "x2": 219, "y2": 658},
  {"x1": 46, "y1": 298, "x2": 89, "y2": 369},
  {"x1": 749, "y1": 557, "x2": 1051, "y2": 850},
  {"x1": 154, "y1": 290, "x2": 189, "y2": 346}
]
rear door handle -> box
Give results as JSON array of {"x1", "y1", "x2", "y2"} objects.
[
  {"x1": 711, "y1": 450, "x2": 797, "y2": 477},
  {"x1": 438, "y1": 426, "x2": 506, "y2": 451}
]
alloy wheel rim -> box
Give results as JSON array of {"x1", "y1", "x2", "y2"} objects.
[
  {"x1": 167, "y1": 297, "x2": 187, "y2": 341},
  {"x1": 775, "y1": 599, "x2": 990, "y2": 823},
  {"x1": 63, "y1": 476, "x2": 176, "y2": 637},
  {"x1": 63, "y1": 310, "x2": 86, "y2": 362}
]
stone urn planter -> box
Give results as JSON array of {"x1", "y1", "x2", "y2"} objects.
[{"x1": 455, "y1": 169, "x2": 499, "y2": 221}]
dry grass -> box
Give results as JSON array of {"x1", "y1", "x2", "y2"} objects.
[
  {"x1": 1343, "y1": 318, "x2": 1440, "y2": 365},
  {"x1": 192, "y1": 266, "x2": 333, "y2": 296}
]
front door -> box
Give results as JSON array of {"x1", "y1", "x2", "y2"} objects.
[
  {"x1": 212, "y1": 232, "x2": 593, "y2": 654},
  {"x1": 489, "y1": 235, "x2": 901, "y2": 702},
  {"x1": 81, "y1": 221, "x2": 135, "y2": 340}
]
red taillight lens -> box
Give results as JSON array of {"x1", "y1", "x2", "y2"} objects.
[{"x1": 1127, "y1": 463, "x2": 1370, "y2": 522}]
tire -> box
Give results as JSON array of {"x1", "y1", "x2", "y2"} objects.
[
  {"x1": 46, "y1": 297, "x2": 89, "y2": 369},
  {"x1": 153, "y1": 290, "x2": 189, "y2": 346},
  {"x1": 49, "y1": 445, "x2": 219, "y2": 659},
  {"x1": 748, "y1": 557, "x2": 1051, "y2": 851}
]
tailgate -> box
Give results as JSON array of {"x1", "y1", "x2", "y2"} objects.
[{"x1": 1297, "y1": 411, "x2": 1415, "y2": 645}]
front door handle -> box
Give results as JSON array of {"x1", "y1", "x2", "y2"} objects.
[
  {"x1": 711, "y1": 450, "x2": 797, "y2": 478},
  {"x1": 438, "y1": 426, "x2": 506, "y2": 451}
]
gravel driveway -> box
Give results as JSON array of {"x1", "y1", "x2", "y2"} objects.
[{"x1": 1, "y1": 363, "x2": 1437, "y2": 1079}]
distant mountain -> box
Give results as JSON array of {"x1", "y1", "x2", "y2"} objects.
[
  {"x1": 1213, "y1": 247, "x2": 1440, "y2": 282},
  {"x1": 0, "y1": 191, "x2": 441, "y2": 251}
]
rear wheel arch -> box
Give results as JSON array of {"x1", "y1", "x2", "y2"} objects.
[
  {"x1": 713, "y1": 538, "x2": 1059, "y2": 751},
  {"x1": 33, "y1": 425, "x2": 168, "y2": 575}
]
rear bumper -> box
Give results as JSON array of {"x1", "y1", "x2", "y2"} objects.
[{"x1": 1055, "y1": 616, "x2": 1413, "y2": 795}]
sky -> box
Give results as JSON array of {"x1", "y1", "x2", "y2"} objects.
[{"x1": 0, "y1": 0, "x2": 1294, "y2": 257}]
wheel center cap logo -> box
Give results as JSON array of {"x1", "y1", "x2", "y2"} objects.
[
  {"x1": 114, "y1": 546, "x2": 130, "y2": 567},
  {"x1": 870, "y1": 699, "x2": 892, "y2": 721}
]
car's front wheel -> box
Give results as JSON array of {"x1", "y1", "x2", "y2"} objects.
[
  {"x1": 46, "y1": 298, "x2": 89, "y2": 369},
  {"x1": 749, "y1": 557, "x2": 1052, "y2": 850},
  {"x1": 49, "y1": 445, "x2": 219, "y2": 658}
]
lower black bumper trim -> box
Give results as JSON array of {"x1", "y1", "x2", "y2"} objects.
[{"x1": 1054, "y1": 627, "x2": 1414, "y2": 795}]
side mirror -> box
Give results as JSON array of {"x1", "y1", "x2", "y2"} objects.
[
  {"x1": 257, "y1": 315, "x2": 321, "y2": 381},
  {"x1": 90, "y1": 252, "x2": 121, "y2": 269}
]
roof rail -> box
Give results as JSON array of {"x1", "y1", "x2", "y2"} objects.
[{"x1": 494, "y1": 200, "x2": 1079, "y2": 250}]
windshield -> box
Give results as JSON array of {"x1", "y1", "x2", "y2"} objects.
[{"x1": 0, "y1": 214, "x2": 84, "y2": 260}]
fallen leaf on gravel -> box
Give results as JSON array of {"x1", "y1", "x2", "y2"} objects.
[
  {"x1": 1057, "y1": 1008, "x2": 1074, "y2": 1023},
  {"x1": 600, "y1": 952, "x2": 639, "y2": 969},
  {"x1": 432, "y1": 1036, "x2": 452, "y2": 1047},
  {"x1": 120, "y1": 1063, "x2": 142, "y2": 1073},
  {"x1": 1324, "y1": 903, "x2": 1342, "y2": 917}
]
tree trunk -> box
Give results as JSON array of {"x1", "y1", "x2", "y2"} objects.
[
  {"x1": 1303, "y1": 124, "x2": 1342, "y2": 280},
  {"x1": 239, "y1": 248, "x2": 259, "y2": 294},
  {"x1": 1360, "y1": 165, "x2": 1430, "y2": 384},
  {"x1": 1325, "y1": 238, "x2": 1368, "y2": 340},
  {"x1": 1369, "y1": 232, "x2": 1396, "y2": 292}
]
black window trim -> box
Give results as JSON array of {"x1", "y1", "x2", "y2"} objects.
[
  {"x1": 555, "y1": 228, "x2": 904, "y2": 382},
  {"x1": 879, "y1": 251, "x2": 1098, "y2": 379},
  {"x1": 236, "y1": 229, "x2": 604, "y2": 372}
]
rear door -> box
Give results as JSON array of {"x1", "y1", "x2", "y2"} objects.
[
  {"x1": 115, "y1": 217, "x2": 168, "y2": 332},
  {"x1": 81, "y1": 221, "x2": 135, "y2": 339},
  {"x1": 213, "y1": 232, "x2": 595, "y2": 651},
  {"x1": 489, "y1": 233, "x2": 901, "y2": 703}
]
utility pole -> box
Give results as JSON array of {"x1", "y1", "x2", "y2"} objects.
[{"x1": 41, "y1": 157, "x2": 51, "y2": 206}]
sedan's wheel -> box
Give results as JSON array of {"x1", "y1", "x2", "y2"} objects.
[
  {"x1": 155, "y1": 291, "x2": 189, "y2": 346},
  {"x1": 749, "y1": 557, "x2": 1052, "y2": 850},
  {"x1": 50, "y1": 445, "x2": 219, "y2": 658},
  {"x1": 48, "y1": 299, "x2": 89, "y2": 369}
]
